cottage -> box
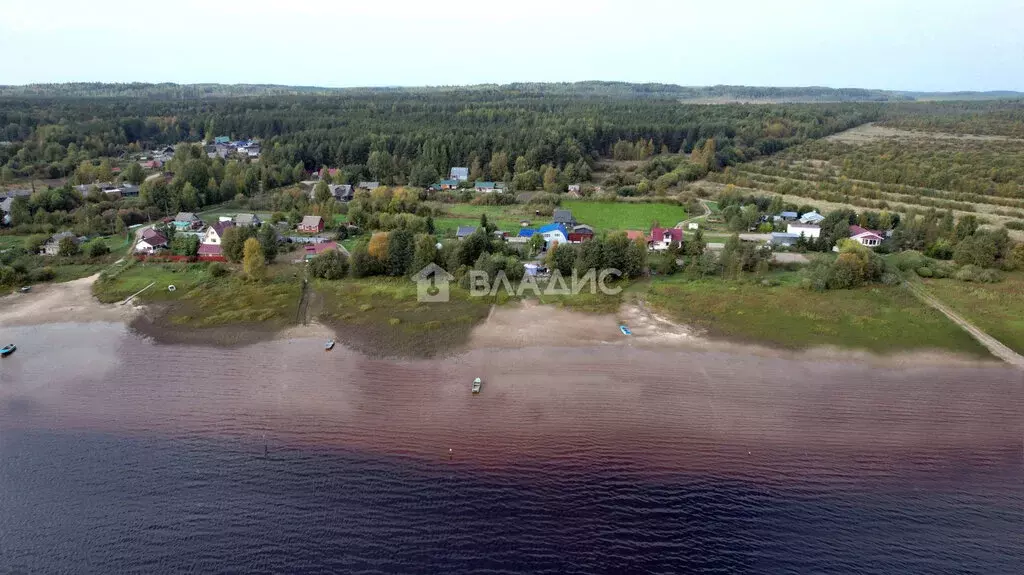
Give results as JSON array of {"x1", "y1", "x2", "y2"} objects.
[
  {"x1": 40, "y1": 231, "x2": 79, "y2": 255},
  {"x1": 517, "y1": 228, "x2": 536, "y2": 238},
  {"x1": 329, "y1": 184, "x2": 354, "y2": 201},
  {"x1": 214, "y1": 136, "x2": 231, "y2": 145},
  {"x1": 140, "y1": 159, "x2": 162, "y2": 170},
  {"x1": 786, "y1": 223, "x2": 821, "y2": 239},
  {"x1": 456, "y1": 225, "x2": 477, "y2": 239},
  {"x1": 173, "y1": 212, "x2": 203, "y2": 230},
  {"x1": 538, "y1": 223, "x2": 569, "y2": 246},
  {"x1": 197, "y1": 243, "x2": 222, "y2": 257},
  {"x1": 778, "y1": 211, "x2": 799, "y2": 221},
  {"x1": 648, "y1": 228, "x2": 683, "y2": 251},
  {"x1": 135, "y1": 229, "x2": 169, "y2": 254},
  {"x1": 568, "y1": 184, "x2": 581, "y2": 193},
  {"x1": 552, "y1": 209, "x2": 576, "y2": 227},
  {"x1": 439, "y1": 179, "x2": 460, "y2": 190},
  {"x1": 474, "y1": 181, "x2": 501, "y2": 193},
  {"x1": 449, "y1": 167, "x2": 469, "y2": 181},
  {"x1": 568, "y1": 225, "x2": 594, "y2": 244},
  {"x1": 800, "y1": 211, "x2": 825, "y2": 224},
  {"x1": 849, "y1": 225, "x2": 884, "y2": 247},
  {"x1": 770, "y1": 232, "x2": 801, "y2": 247},
  {"x1": 233, "y1": 213, "x2": 262, "y2": 227},
  {"x1": 203, "y1": 221, "x2": 234, "y2": 245},
  {"x1": 304, "y1": 241, "x2": 348, "y2": 261},
  {"x1": 357, "y1": 181, "x2": 380, "y2": 191},
  {"x1": 298, "y1": 215, "x2": 325, "y2": 233}
]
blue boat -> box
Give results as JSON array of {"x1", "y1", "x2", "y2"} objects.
[
  {"x1": 1, "y1": 344, "x2": 16, "y2": 357},
  {"x1": 325, "y1": 340, "x2": 335, "y2": 351},
  {"x1": 619, "y1": 325, "x2": 632, "y2": 336}
]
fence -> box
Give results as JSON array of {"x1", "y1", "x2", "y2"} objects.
[{"x1": 134, "y1": 254, "x2": 226, "y2": 263}]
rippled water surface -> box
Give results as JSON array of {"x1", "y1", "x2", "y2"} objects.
[{"x1": 1, "y1": 323, "x2": 1021, "y2": 574}]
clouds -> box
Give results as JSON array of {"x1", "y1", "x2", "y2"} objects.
[{"x1": 0, "y1": 0, "x2": 1021, "y2": 90}]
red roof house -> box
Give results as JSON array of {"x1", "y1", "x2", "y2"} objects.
[
  {"x1": 848, "y1": 225, "x2": 884, "y2": 247},
  {"x1": 298, "y1": 215, "x2": 325, "y2": 233},
  {"x1": 197, "y1": 243, "x2": 222, "y2": 256},
  {"x1": 304, "y1": 241, "x2": 339, "y2": 260},
  {"x1": 648, "y1": 227, "x2": 683, "y2": 250}
]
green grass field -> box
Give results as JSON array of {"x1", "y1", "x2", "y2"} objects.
[
  {"x1": 923, "y1": 274, "x2": 1024, "y2": 355},
  {"x1": 561, "y1": 200, "x2": 686, "y2": 231},
  {"x1": 646, "y1": 276, "x2": 989, "y2": 356},
  {"x1": 0, "y1": 235, "x2": 30, "y2": 250}
]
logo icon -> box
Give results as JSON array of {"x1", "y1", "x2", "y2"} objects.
[{"x1": 413, "y1": 263, "x2": 455, "y2": 302}]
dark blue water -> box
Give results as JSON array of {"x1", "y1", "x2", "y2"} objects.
[{"x1": 2, "y1": 429, "x2": 1020, "y2": 575}]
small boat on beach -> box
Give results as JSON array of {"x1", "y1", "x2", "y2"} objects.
[
  {"x1": 325, "y1": 340, "x2": 335, "y2": 351},
  {"x1": 472, "y1": 377, "x2": 482, "y2": 394},
  {"x1": 619, "y1": 325, "x2": 632, "y2": 336},
  {"x1": 19, "y1": 286, "x2": 31, "y2": 293},
  {"x1": 1, "y1": 344, "x2": 16, "y2": 357}
]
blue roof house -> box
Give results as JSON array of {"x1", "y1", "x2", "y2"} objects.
[
  {"x1": 518, "y1": 229, "x2": 537, "y2": 238},
  {"x1": 538, "y1": 223, "x2": 568, "y2": 246}
]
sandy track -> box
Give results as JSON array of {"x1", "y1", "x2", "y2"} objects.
[{"x1": 0, "y1": 274, "x2": 137, "y2": 326}]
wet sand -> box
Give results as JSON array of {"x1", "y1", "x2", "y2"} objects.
[{"x1": 0, "y1": 274, "x2": 137, "y2": 326}]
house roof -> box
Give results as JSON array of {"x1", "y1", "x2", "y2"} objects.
[
  {"x1": 538, "y1": 223, "x2": 568, "y2": 236},
  {"x1": 553, "y1": 209, "x2": 574, "y2": 223},
  {"x1": 197, "y1": 243, "x2": 222, "y2": 255},
  {"x1": 358, "y1": 181, "x2": 379, "y2": 189},
  {"x1": 175, "y1": 212, "x2": 198, "y2": 222},
  {"x1": 625, "y1": 230, "x2": 645, "y2": 241},
  {"x1": 474, "y1": 181, "x2": 496, "y2": 188},
  {"x1": 299, "y1": 215, "x2": 324, "y2": 228},
  {"x1": 771, "y1": 232, "x2": 801, "y2": 239},
  {"x1": 849, "y1": 225, "x2": 883, "y2": 240},
  {"x1": 0, "y1": 197, "x2": 12, "y2": 212},
  {"x1": 305, "y1": 241, "x2": 338, "y2": 255},
  {"x1": 518, "y1": 229, "x2": 536, "y2": 237},
  {"x1": 572, "y1": 224, "x2": 595, "y2": 233},
  {"x1": 456, "y1": 225, "x2": 477, "y2": 237},
  {"x1": 48, "y1": 231, "x2": 77, "y2": 244},
  {"x1": 650, "y1": 228, "x2": 683, "y2": 242},
  {"x1": 779, "y1": 211, "x2": 798, "y2": 219},
  {"x1": 450, "y1": 167, "x2": 469, "y2": 179},
  {"x1": 800, "y1": 211, "x2": 825, "y2": 223},
  {"x1": 211, "y1": 221, "x2": 234, "y2": 237},
  {"x1": 140, "y1": 231, "x2": 168, "y2": 246},
  {"x1": 234, "y1": 213, "x2": 260, "y2": 224}
]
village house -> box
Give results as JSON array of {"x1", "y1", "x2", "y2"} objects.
[
  {"x1": 329, "y1": 184, "x2": 354, "y2": 201},
  {"x1": 786, "y1": 222, "x2": 821, "y2": 239},
  {"x1": 135, "y1": 228, "x2": 169, "y2": 254},
  {"x1": 304, "y1": 241, "x2": 349, "y2": 261},
  {"x1": 553, "y1": 209, "x2": 577, "y2": 227},
  {"x1": 233, "y1": 213, "x2": 262, "y2": 227},
  {"x1": 456, "y1": 225, "x2": 477, "y2": 239},
  {"x1": 770, "y1": 232, "x2": 801, "y2": 247},
  {"x1": 568, "y1": 224, "x2": 595, "y2": 244},
  {"x1": 474, "y1": 181, "x2": 504, "y2": 193},
  {"x1": 298, "y1": 215, "x2": 325, "y2": 233},
  {"x1": 849, "y1": 225, "x2": 884, "y2": 247},
  {"x1": 214, "y1": 136, "x2": 231, "y2": 145},
  {"x1": 197, "y1": 243, "x2": 222, "y2": 257},
  {"x1": 40, "y1": 231, "x2": 79, "y2": 256},
  {"x1": 800, "y1": 211, "x2": 825, "y2": 224},
  {"x1": 538, "y1": 223, "x2": 569, "y2": 246},
  {"x1": 648, "y1": 227, "x2": 683, "y2": 251},
  {"x1": 439, "y1": 179, "x2": 459, "y2": 190},
  {"x1": 778, "y1": 211, "x2": 799, "y2": 221},
  {"x1": 203, "y1": 221, "x2": 234, "y2": 245},
  {"x1": 358, "y1": 181, "x2": 380, "y2": 191},
  {"x1": 173, "y1": 212, "x2": 204, "y2": 231},
  {"x1": 568, "y1": 184, "x2": 581, "y2": 193},
  {"x1": 449, "y1": 167, "x2": 469, "y2": 181}
]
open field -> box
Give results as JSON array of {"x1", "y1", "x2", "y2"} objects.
[
  {"x1": 703, "y1": 129, "x2": 1024, "y2": 236},
  {"x1": 827, "y1": 122, "x2": 1024, "y2": 144},
  {"x1": 0, "y1": 235, "x2": 30, "y2": 250},
  {"x1": 922, "y1": 274, "x2": 1024, "y2": 355},
  {"x1": 561, "y1": 200, "x2": 686, "y2": 231},
  {"x1": 645, "y1": 275, "x2": 990, "y2": 357}
]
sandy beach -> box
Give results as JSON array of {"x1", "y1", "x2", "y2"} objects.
[{"x1": 0, "y1": 274, "x2": 139, "y2": 327}]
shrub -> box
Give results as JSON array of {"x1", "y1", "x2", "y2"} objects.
[
  {"x1": 207, "y1": 262, "x2": 229, "y2": 278},
  {"x1": 85, "y1": 239, "x2": 110, "y2": 258},
  {"x1": 309, "y1": 249, "x2": 350, "y2": 280},
  {"x1": 29, "y1": 266, "x2": 55, "y2": 282},
  {"x1": 915, "y1": 266, "x2": 933, "y2": 278},
  {"x1": 954, "y1": 265, "x2": 980, "y2": 282},
  {"x1": 977, "y1": 268, "x2": 1003, "y2": 283}
]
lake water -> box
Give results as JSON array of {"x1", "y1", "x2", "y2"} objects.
[{"x1": 1, "y1": 323, "x2": 1021, "y2": 574}]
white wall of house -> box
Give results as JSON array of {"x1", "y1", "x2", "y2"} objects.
[
  {"x1": 651, "y1": 233, "x2": 678, "y2": 251},
  {"x1": 542, "y1": 231, "x2": 567, "y2": 245},
  {"x1": 852, "y1": 234, "x2": 881, "y2": 247},
  {"x1": 204, "y1": 228, "x2": 223, "y2": 245},
  {"x1": 135, "y1": 240, "x2": 162, "y2": 254},
  {"x1": 786, "y1": 224, "x2": 821, "y2": 238}
]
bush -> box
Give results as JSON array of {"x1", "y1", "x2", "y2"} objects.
[
  {"x1": 207, "y1": 262, "x2": 229, "y2": 278},
  {"x1": 954, "y1": 265, "x2": 981, "y2": 282},
  {"x1": 29, "y1": 266, "x2": 55, "y2": 282},
  {"x1": 85, "y1": 239, "x2": 110, "y2": 258},
  {"x1": 915, "y1": 266, "x2": 933, "y2": 278},
  {"x1": 309, "y1": 249, "x2": 350, "y2": 280}
]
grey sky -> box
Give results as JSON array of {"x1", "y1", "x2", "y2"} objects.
[{"x1": 2, "y1": 0, "x2": 1022, "y2": 91}]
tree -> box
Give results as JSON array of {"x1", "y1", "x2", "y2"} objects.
[
  {"x1": 687, "y1": 228, "x2": 706, "y2": 257},
  {"x1": 314, "y1": 180, "x2": 332, "y2": 204},
  {"x1": 623, "y1": 236, "x2": 647, "y2": 278},
  {"x1": 550, "y1": 242, "x2": 575, "y2": 277},
  {"x1": 243, "y1": 238, "x2": 266, "y2": 281},
  {"x1": 85, "y1": 238, "x2": 110, "y2": 258},
  {"x1": 954, "y1": 215, "x2": 979, "y2": 242},
  {"x1": 258, "y1": 224, "x2": 278, "y2": 263},
  {"x1": 543, "y1": 166, "x2": 559, "y2": 192},
  {"x1": 309, "y1": 249, "x2": 349, "y2": 280},
  {"x1": 368, "y1": 232, "x2": 390, "y2": 261},
  {"x1": 221, "y1": 227, "x2": 246, "y2": 263},
  {"x1": 123, "y1": 162, "x2": 144, "y2": 185},
  {"x1": 528, "y1": 233, "x2": 546, "y2": 257},
  {"x1": 58, "y1": 237, "x2": 80, "y2": 257},
  {"x1": 411, "y1": 234, "x2": 439, "y2": 273},
  {"x1": 96, "y1": 159, "x2": 113, "y2": 183},
  {"x1": 386, "y1": 229, "x2": 415, "y2": 276},
  {"x1": 171, "y1": 234, "x2": 199, "y2": 256}
]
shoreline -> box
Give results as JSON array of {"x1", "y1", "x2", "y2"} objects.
[{"x1": 0, "y1": 274, "x2": 1005, "y2": 370}]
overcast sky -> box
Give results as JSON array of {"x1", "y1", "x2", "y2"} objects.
[{"x1": 1, "y1": 0, "x2": 1022, "y2": 91}]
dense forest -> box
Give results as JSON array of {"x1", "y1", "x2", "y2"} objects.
[{"x1": 2, "y1": 82, "x2": 1020, "y2": 102}]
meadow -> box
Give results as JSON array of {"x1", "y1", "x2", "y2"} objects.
[{"x1": 922, "y1": 273, "x2": 1024, "y2": 355}]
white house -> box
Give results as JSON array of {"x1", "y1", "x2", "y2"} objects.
[
  {"x1": 135, "y1": 229, "x2": 169, "y2": 254},
  {"x1": 849, "y1": 225, "x2": 884, "y2": 247},
  {"x1": 538, "y1": 223, "x2": 568, "y2": 246},
  {"x1": 800, "y1": 211, "x2": 825, "y2": 224},
  {"x1": 648, "y1": 228, "x2": 683, "y2": 251},
  {"x1": 687, "y1": 222, "x2": 699, "y2": 230},
  {"x1": 203, "y1": 221, "x2": 234, "y2": 245},
  {"x1": 786, "y1": 223, "x2": 821, "y2": 239}
]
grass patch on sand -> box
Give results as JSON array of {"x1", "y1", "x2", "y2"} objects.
[
  {"x1": 646, "y1": 276, "x2": 989, "y2": 356},
  {"x1": 923, "y1": 273, "x2": 1024, "y2": 354},
  {"x1": 314, "y1": 277, "x2": 494, "y2": 357},
  {"x1": 561, "y1": 200, "x2": 686, "y2": 231},
  {"x1": 94, "y1": 261, "x2": 302, "y2": 329}
]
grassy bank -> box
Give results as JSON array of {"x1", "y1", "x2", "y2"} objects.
[
  {"x1": 561, "y1": 200, "x2": 686, "y2": 231},
  {"x1": 314, "y1": 277, "x2": 494, "y2": 357},
  {"x1": 922, "y1": 274, "x2": 1024, "y2": 354},
  {"x1": 645, "y1": 275, "x2": 989, "y2": 357}
]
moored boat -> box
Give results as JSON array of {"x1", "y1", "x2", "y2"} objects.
[
  {"x1": 325, "y1": 339, "x2": 335, "y2": 351},
  {"x1": 1, "y1": 344, "x2": 16, "y2": 357},
  {"x1": 472, "y1": 377, "x2": 482, "y2": 394},
  {"x1": 619, "y1": 325, "x2": 632, "y2": 336}
]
